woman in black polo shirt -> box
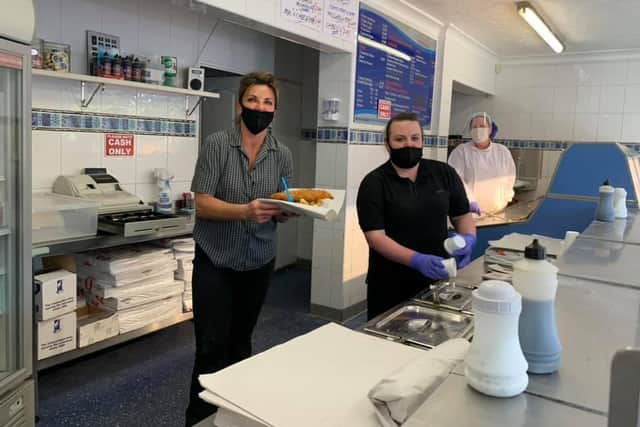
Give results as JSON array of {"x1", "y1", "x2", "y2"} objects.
[
  {"x1": 356, "y1": 112, "x2": 476, "y2": 320},
  {"x1": 186, "y1": 72, "x2": 294, "y2": 426}
]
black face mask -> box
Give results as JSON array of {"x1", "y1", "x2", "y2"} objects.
[
  {"x1": 241, "y1": 105, "x2": 274, "y2": 135},
  {"x1": 389, "y1": 146, "x2": 422, "y2": 169}
]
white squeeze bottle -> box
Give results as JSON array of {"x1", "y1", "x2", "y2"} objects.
[{"x1": 512, "y1": 239, "x2": 561, "y2": 374}]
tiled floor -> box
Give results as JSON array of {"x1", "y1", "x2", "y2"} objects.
[{"x1": 36, "y1": 266, "x2": 367, "y2": 427}]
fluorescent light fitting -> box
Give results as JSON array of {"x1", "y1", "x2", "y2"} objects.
[
  {"x1": 357, "y1": 35, "x2": 412, "y2": 61},
  {"x1": 517, "y1": 2, "x2": 564, "y2": 53}
]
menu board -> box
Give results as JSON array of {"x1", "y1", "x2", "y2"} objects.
[
  {"x1": 354, "y1": 4, "x2": 437, "y2": 129},
  {"x1": 281, "y1": 0, "x2": 357, "y2": 42}
]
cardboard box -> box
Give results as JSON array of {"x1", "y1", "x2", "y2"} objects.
[
  {"x1": 77, "y1": 308, "x2": 119, "y2": 348},
  {"x1": 37, "y1": 311, "x2": 77, "y2": 360},
  {"x1": 34, "y1": 270, "x2": 77, "y2": 321}
]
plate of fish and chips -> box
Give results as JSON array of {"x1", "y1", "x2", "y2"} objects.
[{"x1": 259, "y1": 188, "x2": 345, "y2": 221}]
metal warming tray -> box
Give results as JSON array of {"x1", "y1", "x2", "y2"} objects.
[
  {"x1": 364, "y1": 302, "x2": 473, "y2": 349},
  {"x1": 98, "y1": 211, "x2": 186, "y2": 237},
  {"x1": 413, "y1": 279, "x2": 478, "y2": 314}
]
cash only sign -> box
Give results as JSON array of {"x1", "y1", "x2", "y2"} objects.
[{"x1": 105, "y1": 133, "x2": 135, "y2": 156}]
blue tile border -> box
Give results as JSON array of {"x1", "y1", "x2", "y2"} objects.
[
  {"x1": 304, "y1": 129, "x2": 640, "y2": 153},
  {"x1": 32, "y1": 109, "x2": 197, "y2": 137},
  {"x1": 496, "y1": 139, "x2": 569, "y2": 150},
  {"x1": 316, "y1": 127, "x2": 449, "y2": 147}
]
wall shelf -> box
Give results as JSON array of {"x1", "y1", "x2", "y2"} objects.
[
  {"x1": 33, "y1": 69, "x2": 219, "y2": 99},
  {"x1": 32, "y1": 223, "x2": 193, "y2": 258},
  {"x1": 33, "y1": 69, "x2": 218, "y2": 116}
]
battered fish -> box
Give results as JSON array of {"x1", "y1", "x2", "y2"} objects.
[{"x1": 270, "y1": 189, "x2": 333, "y2": 205}]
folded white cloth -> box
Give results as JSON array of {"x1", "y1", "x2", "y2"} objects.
[{"x1": 368, "y1": 338, "x2": 470, "y2": 427}]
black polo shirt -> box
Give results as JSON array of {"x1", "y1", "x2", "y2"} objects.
[{"x1": 356, "y1": 159, "x2": 469, "y2": 287}]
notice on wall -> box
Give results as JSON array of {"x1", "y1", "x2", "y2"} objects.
[
  {"x1": 324, "y1": 0, "x2": 358, "y2": 41},
  {"x1": 281, "y1": 0, "x2": 323, "y2": 31},
  {"x1": 280, "y1": 0, "x2": 357, "y2": 43},
  {"x1": 354, "y1": 4, "x2": 437, "y2": 129},
  {"x1": 105, "y1": 133, "x2": 134, "y2": 157}
]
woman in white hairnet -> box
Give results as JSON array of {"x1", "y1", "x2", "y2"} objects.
[{"x1": 448, "y1": 112, "x2": 516, "y2": 215}]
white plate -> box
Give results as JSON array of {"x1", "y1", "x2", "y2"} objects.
[{"x1": 258, "y1": 189, "x2": 345, "y2": 222}]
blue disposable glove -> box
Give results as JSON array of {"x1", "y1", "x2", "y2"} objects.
[
  {"x1": 451, "y1": 233, "x2": 477, "y2": 269},
  {"x1": 409, "y1": 252, "x2": 449, "y2": 280},
  {"x1": 469, "y1": 201, "x2": 482, "y2": 216}
]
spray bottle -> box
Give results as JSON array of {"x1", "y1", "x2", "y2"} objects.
[{"x1": 154, "y1": 168, "x2": 174, "y2": 214}]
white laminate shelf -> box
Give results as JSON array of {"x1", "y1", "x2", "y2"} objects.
[
  {"x1": 38, "y1": 311, "x2": 193, "y2": 370},
  {"x1": 32, "y1": 69, "x2": 220, "y2": 99},
  {"x1": 0, "y1": 228, "x2": 9, "y2": 237}
]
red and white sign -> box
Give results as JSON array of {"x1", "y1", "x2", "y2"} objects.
[
  {"x1": 105, "y1": 134, "x2": 134, "y2": 157},
  {"x1": 377, "y1": 99, "x2": 392, "y2": 120}
]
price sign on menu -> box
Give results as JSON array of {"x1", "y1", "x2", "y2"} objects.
[
  {"x1": 105, "y1": 133, "x2": 135, "y2": 157},
  {"x1": 377, "y1": 99, "x2": 392, "y2": 119}
]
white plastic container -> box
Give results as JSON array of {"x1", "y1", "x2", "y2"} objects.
[
  {"x1": 465, "y1": 280, "x2": 528, "y2": 398},
  {"x1": 613, "y1": 188, "x2": 628, "y2": 219},
  {"x1": 441, "y1": 258, "x2": 457, "y2": 278},
  {"x1": 32, "y1": 193, "x2": 98, "y2": 244},
  {"x1": 443, "y1": 235, "x2": 465, "y2": 255}
]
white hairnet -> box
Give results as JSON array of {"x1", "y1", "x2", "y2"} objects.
[{"x1": 466, "y1": 112, "x2": 493, "y2": 132}]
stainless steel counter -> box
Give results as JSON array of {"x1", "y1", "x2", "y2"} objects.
[
  {"x1": 404, "y1": 374, "x2": 606, "y2": 427},
  {"x1": 474, "y1": 189, "x2": 543, "y2": 228},
  {"x1": 555, "y1": 236, "x2": 640, "y2": 289},
  {"x1": 455, "y1": 256, "x2": 640, "y2": 415},
  {"x1": 581, "y1": 210, "x2": 640, "y2": 245}
]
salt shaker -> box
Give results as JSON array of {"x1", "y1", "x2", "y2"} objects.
[{"x1": 465, "y1": 280, "x2": 529, "y2": 397}]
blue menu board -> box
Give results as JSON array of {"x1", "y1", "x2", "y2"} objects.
[{"x1": 354, "y1": 5, "x2": 437, "y2": 129}]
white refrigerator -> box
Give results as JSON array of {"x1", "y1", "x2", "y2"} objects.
[{"x1": 0, "y1": 0, "x2": 35, "y2": 426}]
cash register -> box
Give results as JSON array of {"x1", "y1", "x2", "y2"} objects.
[{"x1": 53, "y1": 168, "x2": 187, "y2": 237}]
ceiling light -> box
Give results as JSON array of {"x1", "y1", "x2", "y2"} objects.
[
  {"x1": 357, "y1": 35, "x2": 412, "y2": 62},
  {"x1": 517, "y1": 2, "x2": 564, "y2": 53}
]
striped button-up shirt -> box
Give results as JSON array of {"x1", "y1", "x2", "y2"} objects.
[{"x1": 191, "y1": 128, "x2": 293, "y2": 271}]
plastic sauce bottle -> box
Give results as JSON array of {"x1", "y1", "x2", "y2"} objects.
[
  {"x1": 465, "y1": 280, "x2": 529, "y2": 397},
  {"x1": 595, "y1": 179, "x2": 615, "y2": 222},
  {"x1": 613, "y1": 187, "x2": 628, "y2": 219},
  {"x1": 512, "y1": 239, "x2": 561, "y2": 374}
]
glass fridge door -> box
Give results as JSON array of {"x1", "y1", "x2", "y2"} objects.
[{"x1": 0, "y1": 41, "x2": 30, "y2": 391}]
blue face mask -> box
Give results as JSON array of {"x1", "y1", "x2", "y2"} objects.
[{"x1": 389, "y1": 146, "x2": 422, "y2": 169}]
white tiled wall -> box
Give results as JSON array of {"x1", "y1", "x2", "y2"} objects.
[
  {"x1": 311, "y1": 143, "x2": 348, "y2": 309},
  {"x1": 455, "y1": 57, "x2": 640, "y2": 143},
  {"x1": 35, "y1": 0, "x2": 275, "y2": 83},
  {"x1": 317, "y1": 53, "x2": 353, "y2": 128},
  {"x1": 438, "y1": 26, "x2": 497, "y2": 136},
  {"x1": 31, "y1": 0, "x2": 281, "y2": 207},
  {"x1": 32, "y1": 130, "x2": 197, "y2": 202}
]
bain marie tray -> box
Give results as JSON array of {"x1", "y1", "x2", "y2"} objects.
[
  {"x1": 364, "y1": 302, "x2": 473, "y2": 349},
  {"x1": 413, "y1": 279, "x2": 478, "y2": 314}
]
